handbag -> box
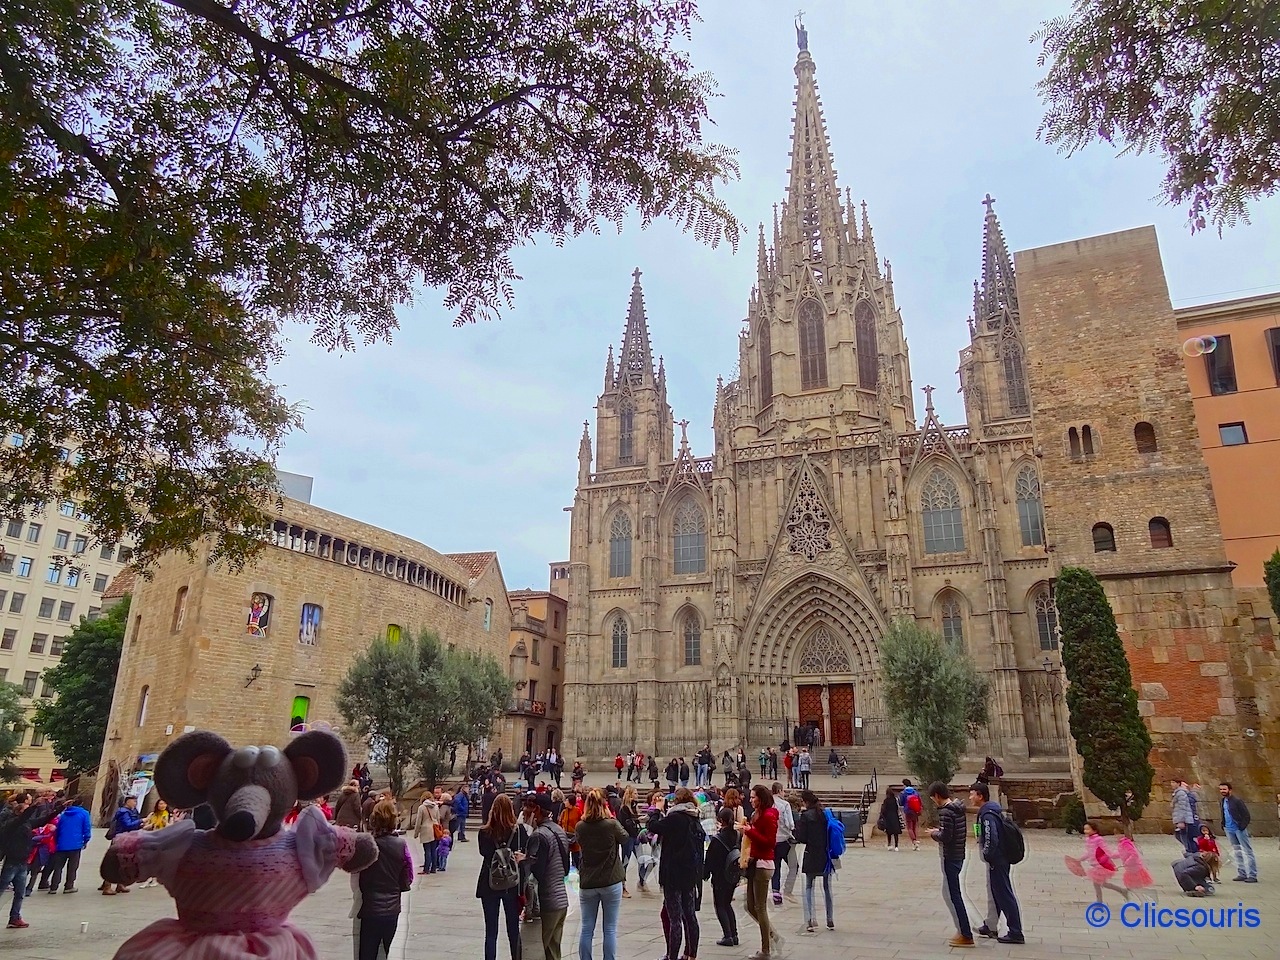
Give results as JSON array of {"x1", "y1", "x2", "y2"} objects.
[{"x1": 433, "y1": 823, "x2": 445, "y2": 841}]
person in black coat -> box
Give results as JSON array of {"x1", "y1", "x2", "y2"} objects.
[
  {"x1": 647, "y1": 788, "x2": 704, "y2": 960},
  {"x1": 929, "y1": 782, "x2": 974, "y2": 947},
  {"x1": 793, "y1": 790, "x2": 835, "y2": 932},
  {"x1": 475, "y1": 794, "x2": 527, "y2": 960},
  {"x1": 878, "y1": 789, "x2": 904, "y2": 850},
  {"x1": 705, "y1": 805, "x2": 740, "y2": 946}
]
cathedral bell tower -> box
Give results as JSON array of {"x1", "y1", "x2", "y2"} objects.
[
  {"x1": 596, "y1": 269, "x2": 673, "y2": 472},
  {"x1": 729, "y1": 25, "x2": 914, "y2": 447}
]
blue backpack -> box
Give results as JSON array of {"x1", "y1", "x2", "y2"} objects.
[{"x1": 824, "y1": 809, "x2": 846, "y2": 869}]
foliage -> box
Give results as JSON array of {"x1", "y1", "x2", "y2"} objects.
[
  {"x1": 1264, "y1": 548, "x2": 1280, "y2": 622},
  {"x1": 337, "y1": 628, "x2": 512, "y2": 794},
  {"x1": 880, "y1": 618, "x2": 991, "y2": 786},
  {"x1": 0, "y1": 0, "x2": 740, "y2": 568},
  {"x1": 1055, "y1": 792, "x2": 1087, "y2": 834},
  {"x1": 0, "y1": 680, "x2": 29, "y2": 781},
  {"x1": 32, "y1": 596, "x2": 129, "y2": 776},
  {"x1": 1035, "y1": 0, "x2": 1280, "y2": 231},
  {"x1": 1055, "y1": 566, "x2": 1154, "y2": 828}
]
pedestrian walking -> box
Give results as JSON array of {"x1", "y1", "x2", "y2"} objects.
[
  {"x1": 477, "y1": 794, "x2": 525, "y2": 960},
  {"x1": 971, "y1": 781, "x2": 1023, "y2": 944},
  {"x1": 1219, "y1": 781, "x2": 1257, "y2": 882},
  {"x1": 454, "y1": 787, "x2": 471, "y2": 842},
  {"x1": 769, "y1": 783, "x2": 798, "y2": 904},
  {"x1": 516, "y1": 791, "x2": 572, "y2": 960},
  {"x1": 678, "y1": 758, "x2": 691, "y2": 789},
  {"x1": 100, "y1": 795, "x2": 142, "y2": 895},
  {"x1": 877, "y1": 788, "x2": 903, "y2": 851},
  {"x1": 1170, "y1": 778, "x2": 1196, "y2": 855},
  {"x1": 900, "y1": 779, "x2": 922, "y2": 850},
  {"x1": 576, "y1": 789, "x2": 629, "y2": 960},
  {"x1": 0, "y1": 792, "x2": 56, "y2": 927},
  {"x1": 828, "y1": 748, "x2": 840, "y2": 779},
  {"x1": 928, "y1": 782, "x2": 974, "y2": 948},
  {"x1": 793, "y1": 790, "x2": 834, "y2": 933},
  {"x1": 46, "y1": 797, "x2": 89, "y2": 894},
  {"x1": 646, "y1": 788, "x2": 704, "y2": 960},
  {"x1": 334, "y1": 781, "x2": 363, "y2": 829},
  {"x1": 618, "y1": 786, "x2": 641, "y2": 897},
  {"x1": 705, "y1": 806, "x2": 740, "y2": 946},
  {"x1": 356, "y1": 800, "x2": 414, "y2": 960},
  {"x1": 797, "y1": 749, "x2": 812, "y2": 790},
  {"x1": 738, "y1": 784, "x2": 783, "y2": 960},
  {"x1": 413, "y1": 792, "x2": 442, "y2": 875}
]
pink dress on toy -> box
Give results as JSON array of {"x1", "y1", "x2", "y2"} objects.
[{"x1": 109, "y1": 805, "x2": 361, "y2": 960}]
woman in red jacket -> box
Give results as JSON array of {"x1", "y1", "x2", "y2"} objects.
[{"x1": 737, "y1": 784, "x2": 782, "y2": 959}]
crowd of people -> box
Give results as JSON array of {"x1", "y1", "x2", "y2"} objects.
[{"x1": 605, "y1": 744, "x2": 827, "y2": 796}]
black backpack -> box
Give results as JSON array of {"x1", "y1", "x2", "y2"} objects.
[
  {"x1": 488, "y1": 829, "x2": 522, "y2": 891},
  {"x1": 715, "y1": 833, "x2": 741, "y2": 886},
  {"x1": 997, "y1": 810, "x2": 1026, "y2": 865}
]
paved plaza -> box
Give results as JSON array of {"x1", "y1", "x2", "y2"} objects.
[{"x1": 0, "y1": 825, "x2": 1274, "y2": 960}]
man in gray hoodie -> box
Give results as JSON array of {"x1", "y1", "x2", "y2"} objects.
[{"x1": 1170, "y1": 779, "x2": 1195, "y2": 854}]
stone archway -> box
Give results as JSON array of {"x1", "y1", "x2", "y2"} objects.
[
  {"x1": 739, "y1": 571, "x2": 888, "y2": 747},
  {"x1": 795, "y1": 625, "x2": 857, "y2": 746}
]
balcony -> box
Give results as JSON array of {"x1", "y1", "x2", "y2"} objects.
[{"x1": 508, "y1": 697, "x2": 547, "y2": 717}]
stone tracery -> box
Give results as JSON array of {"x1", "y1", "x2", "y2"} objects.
[
  {"x1": 796, "y1": 624, "x2": 852, "y2": 674},
  {"x1": 786, "y1": 472, "x2": 833, "y2": 561}
]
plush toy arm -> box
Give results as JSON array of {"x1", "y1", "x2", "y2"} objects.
[
  {"x1": 101, "y1": 820, "x2": 198, "y2": 886},
  {"x1": 339, "y1": 830, "x2": 379, "y2": 874}
]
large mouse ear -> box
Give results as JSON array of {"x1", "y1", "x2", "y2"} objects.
[
  {"x1": 284, "y1": 731, "x2": 348, "y2": 800},
  {"x1": 154, "y1": 731, "x2": 233, "y2": 808}
]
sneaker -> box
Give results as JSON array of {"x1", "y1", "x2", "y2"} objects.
[
  {"x1": 772, "y1": 893, "x2": 782, "y2": 905},
  {"x1": 714, "y1": 938, "x2": 736, "y2": 947},
  {"x1": 1244, "y1": 877, "x2": 1258, "y2": 883},
  {"x1": 1233, "y1": 876, "x2": 1248, "y2": 881},
  {"x1": 46, "y1": 889, "x2": 58, "y2": 895},
  {"x1": 997, "y1": 935, "x2": 1025, "y2": 945},
  {"x1": 977, "y1": 925, "x2": 998, "y2": 939},
  {"x1": 63, "y1": 887, "x2": 77, "y2": 894},
  {"x1": 800, "y1": 925, "x2": 816, "y2": 937},
  {"x1": 6, "y1": 919, "x2": 28, "y2": 929},
  {"x1": 826, "y1": 921, "x2": 834, "y2": 930},
  {"x1": 947, "y1": 935, "x2": 975, "y2": 948}
]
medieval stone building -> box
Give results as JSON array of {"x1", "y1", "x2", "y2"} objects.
[
  {"x1": 559, "y1": 34, "x2": 1279, "y2": 813},
  {"x1": 560, "y1": 37, "x2": 1064, "y2": 769}
]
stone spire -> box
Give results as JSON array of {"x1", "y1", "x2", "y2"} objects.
[
  {"x1": 604, "y1": 344, "x2": 615, "y2": 390},
  {"x1": 782, "y1": 38, "x2": 847, "y2": 267},
  {"x1": 976, "y1": 194, "x2": 1018, "y2": 325},
  {"x1": 617, "y1": 267, "x2": 656, "y2": 386},
  {"x1": 577, "y1": 421, "x2": 592, "y2": 483}
]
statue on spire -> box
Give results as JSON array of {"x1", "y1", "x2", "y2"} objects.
[{"x1": 795, "y1": 12, "x2": 808, "y2": 51}]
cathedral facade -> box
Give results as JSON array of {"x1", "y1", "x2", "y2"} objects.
[{"x1": 559, "y1": 38, "x2": 1066, "y2": 768}]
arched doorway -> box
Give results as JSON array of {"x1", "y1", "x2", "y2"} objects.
[{"x1": 795, "y1": 625, "x2": 856, "y2": 746}]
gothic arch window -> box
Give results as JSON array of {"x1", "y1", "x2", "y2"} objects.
[
  {"x1": 1134, "y1": 421, "x2": 1157, "y2": 453},
  {"x1": 618, "y1": 401, "x2": 635, "y2": 464},
  {"x1": 855, "y1": 300, "x2": 878, "y2": 388},
  {"x1": 796, "y1": 625, "x2": 852, "y2": 674},
  {"x1": 1082, "y1": 424, "x2": 1096, "y2": 455},
  {"x1": 610, "y1": 615, "x2": 629, "y2": 668},
  {"x1": 938, "y1": 593, "x2": 964, "y2": 648},
  {"x1": 1149, "y1": 517, "x2": 1173, "y2": 549},
  {"x1": 758, "y1": 317, "x2": 774, "y2": 408},
  {"x1": 1092, "y1": 522, "x2": 1116, "y2": 553},
  {"x1": 1014, "y1": 465, "x2": 1045, "y2": 547},
  {"x1": 672, "y1": 499, "x2": 707, "y2": 574},
  {"x1": 609, "y1": 511, "x2": 633, "y2": 578},
  {"x1": 1068, "y1": 427, "x2": 1082, "y2": 460},
  {"x1": 682, "y1": 612, "x2": 701, "y2": 666},
  {"x1": 1034, "y1": 589, "x2": 1059, "y2": 651},
  {"x1": 921, "y1": 470, "x2": 966, "y2": 554},
  {"x1": 1001, "y1": 330, "x2": 1030, "y2": 416},
  {"x1": 797, "y1": 298, "x2": 828, "y2": 390}
]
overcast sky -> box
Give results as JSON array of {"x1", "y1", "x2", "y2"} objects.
[{"x1": 269, "y1": 0, "x2": 1280, "y2": 593}]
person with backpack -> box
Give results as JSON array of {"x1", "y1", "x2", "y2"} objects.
[
  {"x1": 928, "y1": 782, "x2": 975, "y2": 949},
  {"x1": 356, "y1": 800, "x2": 414, "y2": 960},
  {"x1": 575, "y1": 789, "x2": 629, "y2": 960},
  {"x1": 476, "y1": 793, "x2": 525, "y2": 960},
  {"x1": 515, "y1": 790, "x2": 571, "y2": 960},
  {"x1": 706, "y1": 806, "x2": 741, "y2": 946},
  {"x1": 737, "y1": 783, "x2": 782, "y2": 959},
  {"x1": 793, "y1": 790, "x2": 835, "y2": 934},
  {"x1": 900, "y1": 779, "x2": 923, "y2": 850},
  {"x1": 971, "y1": 781, "x2": 1024, "y2": 945},
  {"x1": 647, "y1": 787, "x2": 705, "y2": 960},
  {"x1": 877, "y1": 788, "x2": 904, "y2": 851}
]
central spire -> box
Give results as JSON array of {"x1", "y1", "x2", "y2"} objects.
[
  {"x1": 783, "y1": 37, "x2": 847, "y2": 266},
  {"x1": 617, "y1": 267, "x2": 655, "y2": 387},
  {"x1": 975, "y1": 194, "x2": 1018, "y2": 326}
]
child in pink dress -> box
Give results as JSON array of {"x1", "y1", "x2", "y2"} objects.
[
  {"x1": 1065, "y1": 821, "x2": 1129, "y2": 903},
  {"x1": 108, "y1": 804, "x2": 365, "y2": 959},
  {"x1": 1117, "y1": 835, "x2": 1155, "y2": 891}
]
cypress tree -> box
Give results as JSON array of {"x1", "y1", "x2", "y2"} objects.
[
  {"x1": 1264, "y1": 549, "x2": 1280, "y2": 622},
  {"x1": 1055, "y1": 567, "x2": 1154, "y2": 831}
]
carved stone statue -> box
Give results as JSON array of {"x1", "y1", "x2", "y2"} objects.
[{"x1": 887, "y1": 489, "x2": 900, "y2": 520}]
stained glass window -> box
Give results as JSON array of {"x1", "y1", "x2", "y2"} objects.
[
  {"x1": 855, "y1": 300, "x2": 878, "y2": 388},
  {"x1": 611, "y1": 617, "x2": 628, "y2": 668},
  {"x1": 798, "y1": 299, "x2": 828, "y2": 390},
  {"x1": 609, "y1": 512, "x2": 632, "y2": 578},
  {"x1": 1015, "y1": 466, "x2": 1044, "y2": 547},
  {"x1": 672, "y1": 500, "x2": 707, "y2": 574},
  {"x1": 922, "y1": 471, "x2": 966, "y2": 554}
]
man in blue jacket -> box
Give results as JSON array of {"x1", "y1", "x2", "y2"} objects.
[
  {"x1": 1219, "y1": 781, "x2": 1257, "y2": 882},
  {"x1": 971, "y1": 781, "x2": 1024, "y2": 944},
  {"x1": 48, "y1": 800, "x2": 92, "y2": 894},
  {"x1": 452, "y1": 787, "x2": 469, "y2": 842}
]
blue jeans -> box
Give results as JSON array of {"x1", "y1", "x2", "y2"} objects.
[
  {"x1": 0, "y1": 862, "x2": 28, "y2": 922},
  {"x1": 579, "y1": 880, "x2": 623, "y2": 960},
  {"x1": 1226, "y1": 827, "x2": 1257, "y2": 879},
  {"x1": 802, "y1": 872, "x2": 832, "y2": 927},
  {"x1": 942, "y1": 859, "x2": 972, "y2": 939},
  {"x1": 697, "y1": 764, "x2": 709, "y2": 786}
]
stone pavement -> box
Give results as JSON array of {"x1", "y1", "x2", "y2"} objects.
[{"x1": 1, "y1": 828, "x2": 1273, "y2": 959}]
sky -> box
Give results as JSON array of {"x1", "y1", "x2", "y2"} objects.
[{"x1": 269, "y1": 0, "x2": 1280, "y2": 593}]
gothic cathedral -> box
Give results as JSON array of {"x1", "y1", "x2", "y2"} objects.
[{"x1": 560, "y1": 37, "x2": 1066, "y2": 769}]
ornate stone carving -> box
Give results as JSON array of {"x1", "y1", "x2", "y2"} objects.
[
  {"x1": 796, "y1": 625, "x2": 852, "y2": 674},
  {"x1": 786, "y1": 472, "x2": 833, "y2": 561}
]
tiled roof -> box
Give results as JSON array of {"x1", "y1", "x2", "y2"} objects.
[
  {"x1": 102, "y1": 566, "x2": 139, "y2": 600},
  {"x1": 445, "y1": 551, "x2": 497, "y2": 581}
]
